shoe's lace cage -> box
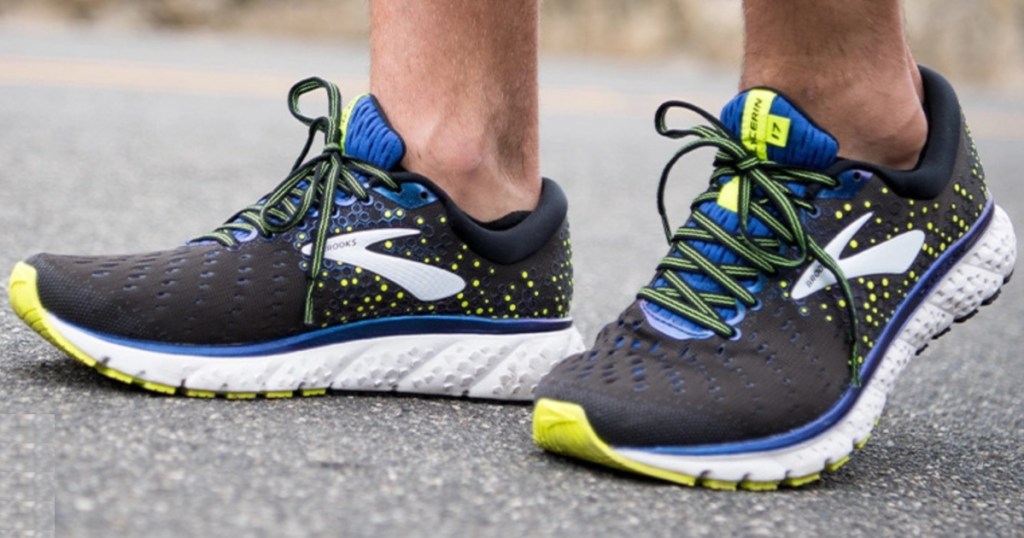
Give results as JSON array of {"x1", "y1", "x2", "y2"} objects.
[
  {"x1": 194, "y1": 78, "x2": 398, "y2": 325},
  {"x1": 640, "y1": 101, "x2": 863, "y2": 385}
]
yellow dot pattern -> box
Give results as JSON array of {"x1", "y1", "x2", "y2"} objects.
[
  {"x1": 800, "y1": 123, "x2": 989, "y2": 361},
  {"x1": 288, "y1": 196, "x2": 574, "y2": 325}
]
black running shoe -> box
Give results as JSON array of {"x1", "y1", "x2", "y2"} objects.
[
  {"x1": 533, "y1": 68, "x2": 1016, "y2": 488},
  {"x1": 8, "y1": 78, "x2": 584, "y2": 399}
]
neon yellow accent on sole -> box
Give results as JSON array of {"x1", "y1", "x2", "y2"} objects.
[
  {"x1": 9, "y1": 262, "x2": 98, "y2": 368},
  {"x1": 826, "y1": 456, "x2": 851, "y2": 472},
  {"x1": 855, "y1": 435, "x2": 872, "y2": 450},
  {"x1": 740, "y1": 480, "x2": 780, "y2": 491},
  {"x1": 534, "y1": 398, "x2": 858, "y2": 490},
  {"x1": 95, "y1": 364, "x2": 133, "y2": 384},
  {"x1": 141, "y1": 381, "x2": 176, "y2": 395},
  {"x1": 782, "y1": 473, "x2": 821, "y2": 487},
  {"x1": 8, "y1": 261, "x2": 320, "y2": 400},
  {"x1": 533, "y1": 398, "x2": 698, "y2": 487},
  {"x1": 701, "y1": 478, "x2": 739, "y2": 491}
]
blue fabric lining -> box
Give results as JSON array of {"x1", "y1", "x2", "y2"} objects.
[{"x1": 344, "y1": 96, "x2": 405, "y2": 170}]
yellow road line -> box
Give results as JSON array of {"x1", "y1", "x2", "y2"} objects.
[
  {"x1": 0, "y1": 55, "x2": 365, "y2": 98},
  {"x1": 0, "y1": 54, "x2": 1019, "y2": 139},
  {"x1": 0, "y1": 54, "x2": 708, "y2": 117}
]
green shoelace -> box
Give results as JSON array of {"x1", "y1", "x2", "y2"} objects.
[
  {"x1": 194, "y1": 77, "x2": 398, "y2": 325},
  {"x1": 638, "y1": 100, "x2": 863, "y2": 387}
]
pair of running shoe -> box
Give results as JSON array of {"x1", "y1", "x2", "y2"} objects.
[{"x1": 8, "y1": 67, "x2": 1016, "y2": 490}]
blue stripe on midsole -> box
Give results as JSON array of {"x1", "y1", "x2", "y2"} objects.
[
  {"x1": 67, "y1": 315, "x2": 574, "y2": 358},
  {"x1": 630, "y1": 200, "x2": 996, "y2": 456}
]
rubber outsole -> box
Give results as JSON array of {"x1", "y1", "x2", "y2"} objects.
[{"x1": 533, "y1": 398, "x2": 858, "y2": 491}]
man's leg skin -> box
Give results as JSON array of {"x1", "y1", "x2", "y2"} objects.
[
  {"x1": 741, "y1": 0, "x2": 926, "y2": 169},
  {"x1": 371, "y1": 0, "x2": 540, "y2": 221}
]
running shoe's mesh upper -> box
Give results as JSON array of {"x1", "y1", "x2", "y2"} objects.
[
  {"x1": 30, "y1": 91, "x2": 574, "y2": 345},
  {"x1": 538, "y1": 75, "x2": 990, "y2": 447},
  {"x1": 33, "y1": 243, "x2": 307, "y2": 344}
]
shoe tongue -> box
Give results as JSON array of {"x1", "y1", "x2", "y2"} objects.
[
  {"x1": 719, "y1": 88, "x2": 838, "y2": 170},
  {"x1": 642, "y1": 89, "x2": 840, "y2": 338},
  {"x1": 339, "y1": 94, "x2": 406, "y2": 170}
]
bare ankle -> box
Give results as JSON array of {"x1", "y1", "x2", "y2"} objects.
[
  {"x1": 832, "y1": 96, "x2": 926, "y2": 170},
  {"x1": 399, "y1": 127, "x2": 541, "y2": 222},
  {"x1": 369, "y1": 0, "x2": 540, "y2": 222}
]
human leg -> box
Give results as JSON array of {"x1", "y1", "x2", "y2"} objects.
[
  {"x1": 740, "y1": 0, "x2": 925, "y2": 169},
  {"x1": 371, "y1": 0, "x2": 540, "y2": 221}
]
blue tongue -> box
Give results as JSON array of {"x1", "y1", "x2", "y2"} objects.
[
  {"x1": 644, "y1": 89, "x2": 840, "y2": 337},
  {"x1": 339, "y1": 94, "x2": 406, "y2": 170},
  {"x1": 720, "y1": 88, "x2": 838, "y2": 169}
]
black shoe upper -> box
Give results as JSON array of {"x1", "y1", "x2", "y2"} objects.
[
  {"x1": 31, "y1": 176, "x2": 574, "y2": 345},
  {"x1": 28, "y1": 80, "x2": 575, "y2": 346},
  {"x1": 537, "y1": 67, "x2": 991, "y2": 448}
]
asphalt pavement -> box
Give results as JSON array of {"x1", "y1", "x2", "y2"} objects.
[{"x1": 0, "y1": 22, "x2": 1022, "y2": 538}]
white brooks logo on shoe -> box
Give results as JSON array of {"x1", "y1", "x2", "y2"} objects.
[
  {"x1": 301, "y1": 228, "x2": 466, "y2": 301},
  {"x1": 791, "y1": 212, "x2": 925, "y2": 300}
]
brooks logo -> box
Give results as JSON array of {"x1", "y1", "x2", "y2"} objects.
[
  {"x1": 301, "y1": 228, "x2": 466, "y2": 301},
  {"x1": 792, "y1": 212, "x2": 924, "y2": 300}
]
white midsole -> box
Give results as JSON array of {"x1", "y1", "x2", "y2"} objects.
[
  {"x1": 48, "y1": 314, "x2": 585, "y2": 401},
  {"x1": 616, "y1": 204, "x2": 1017, "y2": 482}
]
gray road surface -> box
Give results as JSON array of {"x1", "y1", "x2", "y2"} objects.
[{"x1": 0, "y1": 23, "x2": 1022, "y2": 538}]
